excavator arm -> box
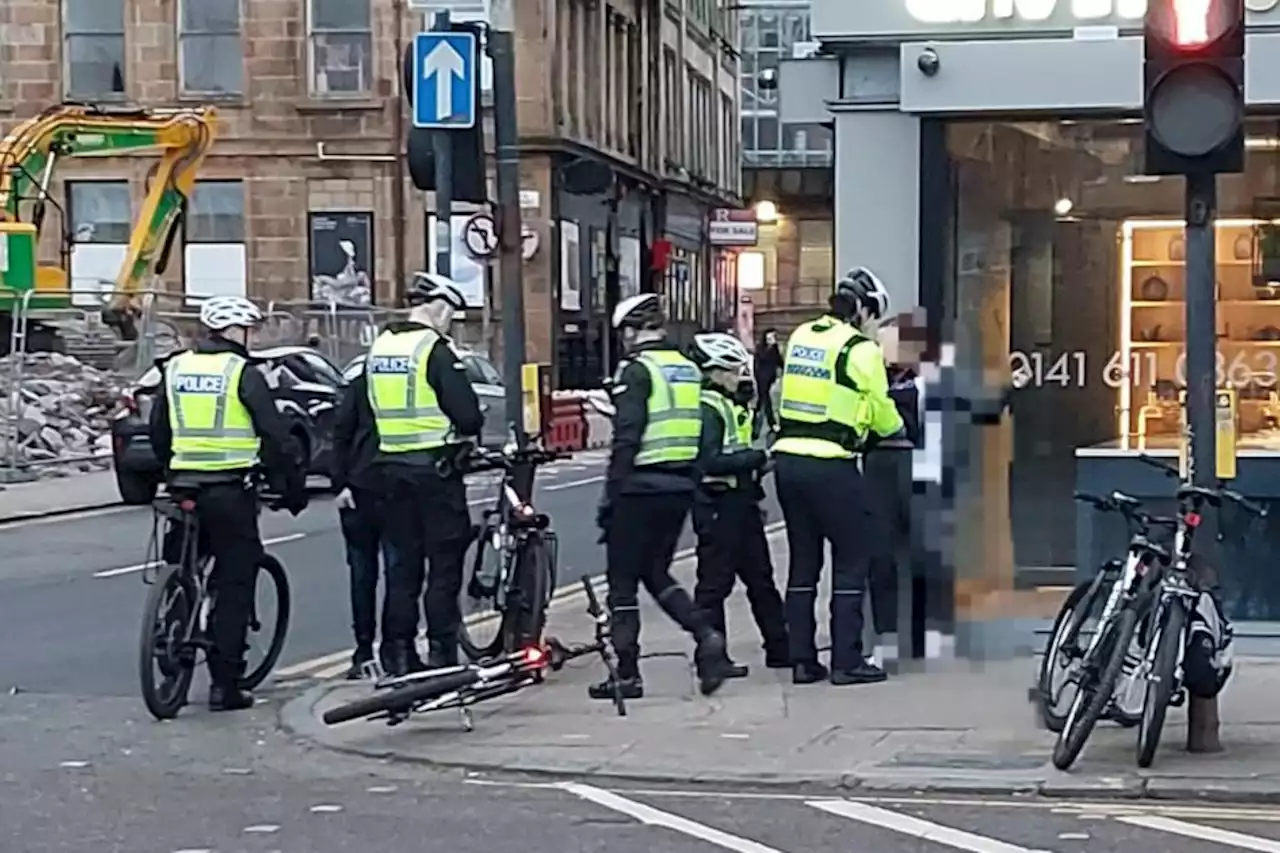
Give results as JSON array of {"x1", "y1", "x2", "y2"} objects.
[{"x1": 0, "y1": 104, "x2": 218, "y2": 333}]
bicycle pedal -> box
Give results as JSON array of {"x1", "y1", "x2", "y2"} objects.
[
  {"x1": 360, "y1": 659, "x2": 384, "y2": 681},
  {"x1": 1170, "y1": 689, "x2": 1186, "y2": 707}
]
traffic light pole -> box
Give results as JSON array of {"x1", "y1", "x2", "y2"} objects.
[
  {"x1": 432, "y1": 10, "x2": 453, "y2": 279},
  {"x1": 1184, "y1": 171, "x2": 1223, "y2": 754},
  {"x1": 489, "y1": 0, "x2": 532, "y2": 498}
]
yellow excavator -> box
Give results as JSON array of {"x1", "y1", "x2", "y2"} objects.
[{"x1": 0, "y1": 102, "x2": 217, "y2": 352}]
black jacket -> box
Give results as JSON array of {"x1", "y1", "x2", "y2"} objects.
[
  {"x1": 348, "y1": 321, "x2": 484, "y2": 471},
  {"x1": 604, "y1": 340, "x2": 699, "y2": 501},
  {"x1": 885, "y1": 364, "x2": 922, "y2": 447},
  {"x1": 696, "y1": 385, "x2": 767, "y2": 499},
  {"x1": 330, "y1": 366, "x2": 380, "y2": 494},
  {"x1": 754, "y1": 342, "x2": 783, "y2": 390},
  {"x1": 148, "y1": 336, "x2": 305, "y2": 496}
]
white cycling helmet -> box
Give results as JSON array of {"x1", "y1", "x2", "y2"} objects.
[
  {"x1": 835, "y1": 266, "x2": 890, "y2": 322},
  {"x1": 612, "y1": 292, "x2": 662, "y2": 330},
  {"x1": 690, "y1": 332, "x2": 749, "y2": 371},
  {"x1": 406, "y1": 271, "x2": 467, "y2": 310},
  {"x1": 199, "y1": 296, "x2": 264, "y2": 331}
]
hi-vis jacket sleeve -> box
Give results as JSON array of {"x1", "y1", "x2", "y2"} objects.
[{"x1": 848, "y1": 341, "x2": 905, "y2": 438}]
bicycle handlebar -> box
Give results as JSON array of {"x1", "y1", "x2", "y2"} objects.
[
  {"x1": 1217, "y1": 488, "x2": 1269, "y2": 517},
  {"x1": 1073, "y1": 491, "x2": 1177, "y2": 529}
]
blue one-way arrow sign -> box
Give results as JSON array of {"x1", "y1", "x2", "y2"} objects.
[{"x1": 412, "y1": 31, "x2": 476, "y2": 129}]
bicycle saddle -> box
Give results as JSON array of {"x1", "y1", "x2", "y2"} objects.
[
  {"x1": 1176, "y1": 484, "x2": 1220, "y2": 504},
  {"x1": 1129, "y1": 535, "x2": 1170, "y2": 562},
  {"x1": 1110, "y1": 491, "x2": 1142, "y2": 507}
]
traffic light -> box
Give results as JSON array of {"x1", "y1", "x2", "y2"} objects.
[{"x1": 1143, "y1": 0, "x2": 1245, "y2": 176}]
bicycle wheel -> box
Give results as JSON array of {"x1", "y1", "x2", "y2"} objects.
[
  {"x1": 458, "y1": 523, "x2": 506, "y2": 662},
  {"x1": 322, "y1": 668, "x2": 481, "y2": 725},
  {"x1": 1037, "y1": 578, "x2": 1103, "y2": 733},
  {"x1": 240, "y1": 554, "x2": 292, "y2": 691},
  {"x1": 1052, "y1": 605, "x2": 1139, "y2": 771},
  {"x1": 138, "y1": 563, "x2": 198, "y2": 721},
  {"x1": 1136, "y1": 600, "x2": 1187, "y2": 768},
  {"x1": 509, "y1": 534, "x2": 554, "y2": 651}
]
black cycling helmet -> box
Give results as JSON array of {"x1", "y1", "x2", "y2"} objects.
[
  {"x1": 405, "y1": 271, "x2": 467, "y2": 310},
  {"x1": 832, "y1": 266, "x2": 890, "y2": 322}
]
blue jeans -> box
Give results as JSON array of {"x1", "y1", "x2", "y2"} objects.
[{"x1": 339, "y1": 489, "x2": 396, "y2": 652}]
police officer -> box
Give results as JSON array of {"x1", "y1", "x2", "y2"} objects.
[
  {"x1": 331, "y1": 356, "x2": 394, "y2": 679},
  {"x1": 592, "y1": 293, "x2": 733, "y2": 700},
  {"x1": 689, "y1": 332, "x2": 789, "y2": 677},
  {"x1": 347, "y1": 273, "x2": 484, "y2": 677},
  {"x1": 774, "y1": 267, "x2": 905, "y2": 686},
  {"x1": 148, "y1": 296, "x2": 307, "y2": 711}
]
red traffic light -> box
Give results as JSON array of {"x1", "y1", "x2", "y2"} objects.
[{"x1": 1146, "y1": 0, "x2": 1243, "y2": 50}]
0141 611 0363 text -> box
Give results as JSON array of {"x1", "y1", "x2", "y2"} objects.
[{"x1": 1008, "y1": 349, "x2": 1280, "y2": 389}]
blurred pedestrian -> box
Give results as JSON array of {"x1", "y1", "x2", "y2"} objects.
[{"x1": 754, "y1": 329, "x2": 783, "y2": 436}]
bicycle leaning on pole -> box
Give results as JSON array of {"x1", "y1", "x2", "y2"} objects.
[
  {"x1": 138, "y1": 475, "x2": 292, "y2": 721},
  {"x1": 1130, "y1": 454, "x2": 1264, "y2": 768}
]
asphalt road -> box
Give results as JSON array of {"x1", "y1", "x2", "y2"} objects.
[
  {"x1": 0, "y1": 451, "x2": 781, "y2": 697},
  {"x1": 6, "y1": 686, "x2": 1280, "y2": 853}
]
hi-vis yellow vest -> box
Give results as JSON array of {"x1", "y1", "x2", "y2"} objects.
[
  {"x1": 166, "y1": 351, "x2": 261, "y2": 471},
  {"x1": 701, "y1": 389, "x2": 748, "y2": 487},
  {"x1": 366, "y1": 328, "x2": 451, "y2": 453},
  {"x1": 634, "y1": 350, "x2": 702, "y2": 466},
  {"x1": 774, "y1": 317, "x2": 873, "y2": 459}
]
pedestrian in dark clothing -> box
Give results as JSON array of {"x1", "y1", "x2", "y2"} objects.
[
  {"x1": 331, "y1": 359, "x2": 396, "y2": 679},
  {"x1": 754, "y1": 329, "x2": 783, "y2": 435}
]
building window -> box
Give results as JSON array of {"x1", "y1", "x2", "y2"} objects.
[
  {"x1": 186, "y1": 181, "x2": 245, "y2": 243},
  {"x1": 179, "y1": 0, "x2": 244, "y2": 95},
  {"x1": 68, "y1": 182, "x2": 131, "y2": 244},
  {"x1": 663, "y1": 48, "x2": 679, "y2": 166},
  {"x1": 567, "y1": 0, "x2": 581, "y2": 136},
  {"x1": 584, "y1": 1, "x2": 600, "y2": 143},
  {"x1": 64, "y1": 0, "x2": 125, "y2": 99},
  {"x1": 185, "y1": 181, "x2": 247, "y2": 299},
  {"x1": 308, "y1": 0, "x2": 372, "y2": 96}
]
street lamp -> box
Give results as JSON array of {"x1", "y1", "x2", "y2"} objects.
[{"x1": 755, "y1": 200, "x2": 778, "y2": 222}]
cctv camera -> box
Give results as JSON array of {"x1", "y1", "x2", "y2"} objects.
[
  {"x1": 757, "y1": 68, "x2": 778, "y2": 91},
  {"x1": 917, "y1": 49, "x2": 940, "y2": 77}
]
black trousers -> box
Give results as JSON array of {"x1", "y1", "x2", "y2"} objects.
[
  {"x1": 606, "y1": 491, "x2": 707, "y2": 678},
  {"x1": 164, "y1": 480, "x2": 263, "y2": 686},
  {"x1": 774, "y1": 453, "x2": 873, "y2": 671},
  {"x1": 339, "y1": 486, "x2": 395, "y2": 652},
  {"x1": 380, "y1": 467, "x2": 472, "y2": 653},
  {"x1": 863, "y1": 450, "x2": 911, "y2": 636},
  {"x1": 693, "y1": 491, "x2": 787, "y2": 656}
]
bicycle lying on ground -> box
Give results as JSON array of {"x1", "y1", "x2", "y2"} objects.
[
  {"x1": 322, "y1": 576, "x2": 627, "y2": 729},
  {"x1": 1037, "y1": 490, "x2": 1176, "y2": 736},
  {"x1": 1131, "y1": 454, "x2": 1264, "y2": 768},
  {"x1": 138, "y1": 478, "x2": 292, "y2": 721},
  {"x1": 452, "y1": 443, "x2": 568, "y2": 662}
]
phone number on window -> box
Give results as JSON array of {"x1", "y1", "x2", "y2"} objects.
[{"x1": 1009, "y1": 350, "x2": 1280, "y2": 389}]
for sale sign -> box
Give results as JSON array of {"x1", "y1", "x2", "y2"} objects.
[{"x1": 708, "y1": 208, "x2": 759, "y2": 247}]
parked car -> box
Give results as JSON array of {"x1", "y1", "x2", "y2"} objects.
[
  {"x1": 341, "y1": 349, "x2": 509, "y2": 448},
  {"x1": 110, "y1": 346, "x2": 346, "y2": 505}
]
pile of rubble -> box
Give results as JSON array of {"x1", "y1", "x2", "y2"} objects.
[{"x1": 0, "y1": 352, "x2": 124, "y2": 477}]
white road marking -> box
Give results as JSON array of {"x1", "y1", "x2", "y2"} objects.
[
  {"x1": 0, "y1": 504, "x2": 137, "y2": 529},
  {"x1": 1118, "y1": 816, "x2": 1280, "y2": 851},
  {"x1": 559, "y1": 782, "x2": 788, "y2": 853},
  {"x1": 92, "y1": 532, "x2": 308, "y2": 578},
  {"x1": 276, "y1": 523, "x2": 786, "y2": 678},
  {"x1": 542, "y1": 475, "x2": 604, "y2": 492},
  {"x1": 807, "y1": 800, "x2": 1037, "y2": 853}
]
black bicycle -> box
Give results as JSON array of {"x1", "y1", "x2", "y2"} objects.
[
  {"x1": 1131, "y1": 454, "x2": 1265, "y2": 768},
  {"x1": 454, "y1": 444, "x2": 568, "y2": 662},
  {"x1": 1037, "y1": 491, "x2": 1176, "y2": 734},
  {"x1": 138, "y1": 481, "x2": 292, "y2": 721},
  {"x1": 322, "y1": 575, "x2": 627, "y2": 729}
]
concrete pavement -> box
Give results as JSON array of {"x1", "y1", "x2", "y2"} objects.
[
  {"x1": 285, "y1": 528, "x2": 1280, "y2": 805},
  {"x1": 0, "y1": 469, "x2": 123, "y2": 522}
]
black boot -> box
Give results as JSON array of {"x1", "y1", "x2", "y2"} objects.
[
  {"x1": 830, "y1": 659, "x2": 888, "y2": 686},
  {"x1": 588, "y1": 675, "x2": 644, "y2": 700},
  {"x1": 724, "y1": 659, "x2": 750, "y2": 678},
  {"x1": 384, "y1": 642, "x2": 426, "y2": 677},
  {"x1": 792, "y1": 660, "x2": 829, "y2": 684},
  {"x1": 694, "y1": 630, "x2": 734, "y2": 696},
  {"x1": 426, "y1": 639, "x2": 458, "y2": 669},
  {"x1": 209, "y1": 683, "x2": 254, "y2": 712},
  {"x1": 764, "y1": 644, "x2": 791, "y2": 669},
  {"x1": 346, "y1": 645, "x2": 374, "y2": 680}
]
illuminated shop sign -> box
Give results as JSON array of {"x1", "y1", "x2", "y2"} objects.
[{"x1": 904, "y1": 0, "x2": 1278, "y2": 26}]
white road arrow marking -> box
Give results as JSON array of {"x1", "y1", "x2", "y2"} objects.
[{"x1": 424, "y1": 40, "x2": 466, "y2": 120}]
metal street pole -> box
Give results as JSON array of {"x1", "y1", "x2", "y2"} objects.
[
  {"x1": 432, "y1": 10, "x2": 453, "y2": 280},
  {"x1": 1185, "y1": 174, "x2": 1217, "y2": 492},
  {"x1": 489, "y1": 0, "x2": 530, "y2": 490}
]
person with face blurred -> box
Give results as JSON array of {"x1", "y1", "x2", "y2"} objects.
[
  {"x1": 346, "y1": 273, "x2": 484, "y2": 677},
  {"x1": 754, "y1": 329, "x2": 783, "y2": 437},
  {"x1": 147, "y1": 296, "x2": 308, "y2": 711}
]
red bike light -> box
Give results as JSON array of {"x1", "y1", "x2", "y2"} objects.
[
  {"x1": 179, "y1": 499, "x2": 197, "y2": 512},
  {"x1": 523, "y1": 645, "x2": 545, "y2": 665},
  {"x1": 1186, "y1": 512, "x2": 1201, "y2": 528}
]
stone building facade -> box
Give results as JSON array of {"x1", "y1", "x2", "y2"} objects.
[{"x1": 0, "y1": 0, "x2": 741, "y2": 377}]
